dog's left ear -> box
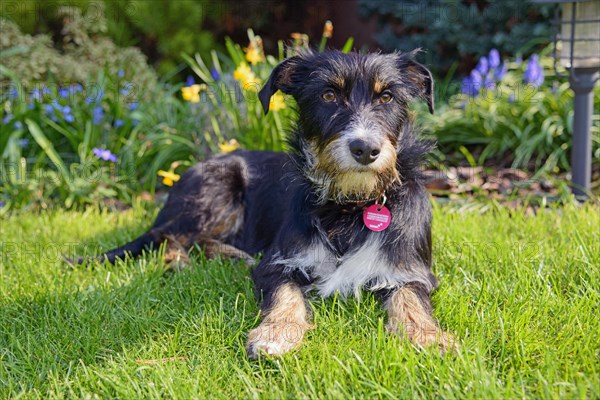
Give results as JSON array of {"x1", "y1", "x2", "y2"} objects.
[
  {"x1": 259, "y1": 57, "x2": 300, "y2": 114},
  {"x1": 397, "y1": 53, "x2": 435, "y2": 114}
]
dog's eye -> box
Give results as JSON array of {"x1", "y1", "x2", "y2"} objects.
[
  {"x1": 321, "y1": 90, "x2": 337, "y2": 103},
  {"x1": 379, "y1": 92, "x2": 393, "y2": 104}
]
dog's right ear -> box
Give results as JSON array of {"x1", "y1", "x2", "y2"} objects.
[{"x1": 259, "y1": 57, "x2": 299, "y2": 114}]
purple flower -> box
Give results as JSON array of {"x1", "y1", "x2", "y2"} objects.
[
  {"x1": 118, "y1": 69, "x2": 125, "y2": 78},
  {"x1": 186, "y1": 75, "x2": 195, "y2": 86},
  {"x1": 19, "y1": 138, "x2": 29, "y2": 147},
  {"x1": 470, "y1": 69, "x2": 483, "y2": 85},
  {"x1": 31, "y1": 89, "x2": 42, "y2": 101},
  {"x1": 64, "y1": 114, "x2": 75, "y2": 123},
  {"x1": 210, "y1": 67, "x2": 220, "y2": 81},
  {"x1": 92, "y1": 106, "x2": 104, "y2": 125},
  {"x1": 114, "y1": 119, "x2": 124, "y2": 128},
  {"x1": 93, "y1": 147, "x2": 118, "y2": 162},
  {"x1": 0, "y1": 201, "x2": 4, "y2": 208},
  {"x1": 27, "y1": 103, "x2": 35, "y2": 110},
  {"x1": 461, "y1": 76, "x2": 480, "y2": 97},
  {"x1": 85, "y1": 89, "x2": 104, "y2": 104},
  {"x1": 488, "y1": 49, "x2": 501, "y2": 69},
  {"x1": 494, "y1": 63, "x2": 507, "y2": 82},
  {"x1": 120, "y1": 83, "x2": 133, "y2": 96},
  {"x1": 128, "y1": 101, "x2": 138, "y2": 111},
  {"x1": 45, "y1": 104, "x2": 54, "y2": 115},
  {"x1": 483, "y1": 74, "x2": 496, "y2": 90},
  {"x1": 62, "y1": 106, "x2": 72, "y2": 114},
  {"x1": 509, "y1": 94, "x2": 515, "y2": 103},
  {"x1": 14, "y1": 121, "x2": 23, "y2": 130},
  {"x1": 59, "y1": 88, "x2": 69, "y2": 98},
  {"x1": 9, "y1": 87, "x2": 18, "y2": 99},
  {"x1": 524, "y1": 54, "x2": 544, "y2": 87},
  {"x1": 3, "y1": 114, "x2": 12, "y2": 124},
  {"x1": 475, "y1": 56, "x2": 489, "y2": 75}
]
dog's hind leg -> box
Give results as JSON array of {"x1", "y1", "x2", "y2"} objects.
[
  {"x1": 67, "y1": 228, "x2": 165, "y2": 266},
  {"x1": 384, "y1": 283, "x2": 458, "y2": 353},
  {"x1": 246, "y1": 282, "x2": 313, "y2": 358},
  {"x1": 196, "y1": 238, "x2": 255, "y2": 266}
]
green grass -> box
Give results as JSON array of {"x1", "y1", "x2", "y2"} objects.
[{"x1": 1, "y1": 202, "x2": 598, "y2": 399}]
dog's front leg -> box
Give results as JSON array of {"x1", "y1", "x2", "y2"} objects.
[
  {"x1": 384, "y1": 283, "x2": 457, "y2": 353},
  {"x1": 246, "y1": 281, "x2": 313, "y2": 358}
]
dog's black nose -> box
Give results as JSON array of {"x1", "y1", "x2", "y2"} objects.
[{"x1": 349, "y1": 139, "x2": 381, "y2": 165}]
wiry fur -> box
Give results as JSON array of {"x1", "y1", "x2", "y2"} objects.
[{"x1": 77, "y1": 50, "x2": 457, "y2": 357}]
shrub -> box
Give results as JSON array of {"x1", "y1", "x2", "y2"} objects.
[
  {"x1": 0, "y1": 8, "x2": 157, "y2": 93},
  {"x1": 423, "y1": 47, "x2": 600, "y2": 175},
  {"x1": 359, "y1": 0, "x2": 555, "y2": 76}
]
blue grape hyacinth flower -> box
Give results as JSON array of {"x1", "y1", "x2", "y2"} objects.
[
  {"x1": 494, "y1": 63, "x2": 507, "y2": 82},
  {"x1": 524, "y1": 54, "x2": 544, "y2": 87},
  {"x1": 475, "y1": 56, "x2": 489, "y2": 75},
  {"x1": 92, "y1": 106, "x2": 104, "y2": 125},
  {"x1": 211, "y1": 67, "x2": 220, "y2": 81},
  {"x1": 488, "y1": 49, "x2": 501, "y2": 69},
  {"x1": 461, "y1": 75, "x2": 481, "y2": 97}
]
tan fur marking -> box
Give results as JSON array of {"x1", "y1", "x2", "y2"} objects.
[
  {"x1": 201, "y1": 238, "x2": 255, "y2": 266},
  {"x1": 246, "y1": 283, "x2": 313, "y2": 358},
  {"x1": 206, "y1": 204, "x2": 244, "y2": 238},
  {"x1": 385, "y1": 286, "x2": 458, "y2": 353},
  {"x1": 331, "y1": 75, "x2": 345, "y2": 89},
  {"x1": 164, "y1": 234, "x2": 192, "y2": 269},
  {"x1": 310, "y1": 138, "x2": 400, "y2": 203},
  {"x1": 373, "y1": 79, "x2": 385, "y2": 93}
]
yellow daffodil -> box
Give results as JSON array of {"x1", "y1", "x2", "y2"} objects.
[
  {"x1": 244, "y1": 37, "x2": 265, "y2": 65},
  {"x1": 269, "y1": 91, "x2": 286, "y2": 112},
  {"x1": 158, "y1": 169, "x2": 181, "y2": 187},
  {"x1": 233, "y1": 63, "x2": 252, "y2": 81},
  {"x1": 245, "y1": 47, "x2": 264, "y2": 65},
  {"x1": 233, "y1": 63, "x2": 261, "y2": 89},
  {"x1": 181, "y1": 84, "x2": 202, "y2": 103},
  {"x1": 219, "y1": 139, "x2": 240, "y2": 153}
]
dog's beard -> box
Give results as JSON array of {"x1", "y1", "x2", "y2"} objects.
[{"x1": 302, "y1": 139, "x2": 400, "y2": 204}]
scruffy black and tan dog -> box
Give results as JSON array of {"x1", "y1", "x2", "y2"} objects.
[{"x1": 80, "y1": 50, "x2": 456, "y2": 357}]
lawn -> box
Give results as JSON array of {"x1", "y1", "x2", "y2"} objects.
[{"x1": 0, "y1": 202, "x2": 598, "y2": 399}]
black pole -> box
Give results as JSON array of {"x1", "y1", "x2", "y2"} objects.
[{"x1": 569, "y1": 68, "x2": 599, "y2": 198}]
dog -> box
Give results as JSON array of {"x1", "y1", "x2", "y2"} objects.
[{"x1": 77, "y1": 50, "x2": 456, "y2": 357}]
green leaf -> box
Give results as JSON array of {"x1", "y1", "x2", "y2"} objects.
[
  {"x1": 341, "y1": 37, "x2": 354, "y2": 53},
  {"x1": 25, "y1": 119, "x2": 74, "y2": 191}
]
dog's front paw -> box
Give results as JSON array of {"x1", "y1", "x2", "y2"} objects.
[
  {"x1": 246, "y1": 322, "x2": 307, "y2": 358},
  {"x1": 412, "y1": 328, "x2": 459, "y2": 354},
  {"x1": 387, "y1": 321, "x2": 459, "y2": 354}
]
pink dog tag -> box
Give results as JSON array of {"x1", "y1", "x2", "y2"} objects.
[{"x1": 363, "y1": 204, "x2": 391, "y2": 231}]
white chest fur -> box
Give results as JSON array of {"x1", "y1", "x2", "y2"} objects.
[{"x1": 273, "y1": 235, "x2": 432, "y2": 297}]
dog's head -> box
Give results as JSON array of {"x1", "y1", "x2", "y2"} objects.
[{"x1": 259, "y1": 51, "x2": 433, "y2": 204}]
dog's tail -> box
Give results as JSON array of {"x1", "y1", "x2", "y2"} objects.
[{"x1": 65, "y1": 229, "x2": 163, "y2": 266}]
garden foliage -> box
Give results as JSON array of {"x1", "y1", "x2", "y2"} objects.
[
  {"x1": 424, "y1": 47, "x2": 600, "y2": 174},
  {"x1": 1, "y1": 9, "x2": 597, "y2": 213}
]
